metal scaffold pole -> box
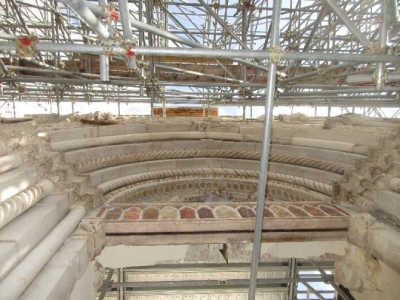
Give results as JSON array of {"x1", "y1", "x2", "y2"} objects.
[
  {"x1": 248, "y1": 0, "x2": 282, "y2": 299},
  {"x1": 145, "y1": 0, "x2": 155, "y2": 118}
]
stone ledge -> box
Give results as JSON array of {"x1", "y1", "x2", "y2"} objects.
[
  {"x1": 367, "y1": 222, "x2": 400, "y2": 274},
  {"x1": 0, "y1": 193, "x2": 69, "y2": 282},
  {"x1": 99, "y1": 202, "x2": 348, "y2": 234},
  {"x1": 106, "y1": 231, "x2": 348, "y2": 246},
  {"x1": 91, "y1": 159, "x2": 342, "y2": 188},
  {"x1": 72, "y1": 218, "x2": 105, "y2": 260},
  {"x1": 51, "y1": 130, "x2": 372, "y2": 155},
  {"x1": 47, "y1": 127, "x2": 95, "y2": 143},
  {"x1": 20, "y1": 265, "x2": 76, "y2": 300},
  {"x1": 19, "y1": 238, "x2": 89, "y2": 300},
  {"x1": 376, "y1": 190, "x2": 400, "y2": 224},
  {"x1": 349, "y1": 213, "x2": 400, "y2": 274},
  {"x1": 0, "y1": 138, "x2": 8, "y2": 157}
]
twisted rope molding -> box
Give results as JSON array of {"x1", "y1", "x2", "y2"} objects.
[
  {"x1": 267, "y1": 173, "x2": 332, "y2": 196},
  {"x1": 99, "y1": 168, "x2": 332, "y2": 197},
  {"x1": 0, "y1": 179, "x2": 54, "y2": 229},
  {"x1": 78, "y1": 150, "x2": 258, "y2": 172},
  {"x1": 103, "y1": 176, "x2": 311, "y2": 202},
  {"x1": 105, "y1": 177, "x2": 256, "y2": 203},
  {"x1": 104, "y1": 177, "x2": 325, "y2": 204},
  {"x1": 77, "y1": 149, "x2": 351, "y2": 174}
]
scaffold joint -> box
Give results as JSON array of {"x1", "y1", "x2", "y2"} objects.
[{"x1": 268, "y1": 47, "x2": 285, "y2": 64}]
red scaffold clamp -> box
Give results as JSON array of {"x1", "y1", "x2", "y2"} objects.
[
  {"x1": 16, "y1": 35, "x2": 38, "y2": 57},
  {"x1": 126, "y1": 47, "x2": 136, "y2": 57},
  {"x1": 105, "y1": 5, "x2": 120, "y2": 21},
  {"x1": 243, "y1": 1, "x2": 254, "y2": 10}
]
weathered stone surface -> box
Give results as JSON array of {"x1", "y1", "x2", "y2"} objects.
[
  {"x1": 49, "y1": 127, "x2": 94, "y2": 143},
  {"x1": 180, "y1": 207, "x2": 196, "y2": 219},
  {"x1": 367, "y1": 222, "x2": 400, "y2": 274},
  {"x1": 97, "y1": 124, "x2": 146, "y2": 136},
  {"x1": 198, "y1": 207, "x2": 214, "y2": 219},
  {"x1": 303, "y1": 205, "x2": 326, "y2": 217},
  {"x1": 0, "y1": 166, "x2": 38, "y2": 202},
  {"x1": 376, "y1": 190, "x2": 400, "y2": 224},
  {"x1": 262, "y1": 208, "x2": 275, "y2": 218},
  {"x1": 0, "y1": 136, "x2": 8, "y2": 157},
  {"x1": 145, "y1": 122, "x2": 195, "y2": 133},
  {"x1": 287, "y1": 205, "x2": 309, "y2": 217},
  {"x1": 0, "y1": 194, "x2": 69, "y2": 282},
  {"x1": 124, "y1": 207, "x2": 142, "y2": 220},
  {"x1": 335, "y1": 244, "x2": 382, "y2": 293},
  {"x1": 20, "y1": 236, "x2": 92, "y2": 300},
  {"x1": 348, "y1": 213, "x2": 400, "y2": 274},
  {"x1": 73, "y1": 218, "x2": 106, "y2": 259},
  {"x1": 389, "y1": 177, "x2": 400, "y2": 192},
  {"x1": 270, "y1": 206, "x2": 293, "y2": 218},
  {"x1": 271, "y1": 144, "x2": 364, "y2": 166},
  {"x1": 215, "y1": 206, "x2": 238, "y2": 218},
  {"x1": 105, "y1": 208, "x2": 123, "y2": 220},
  {"x1": 142, "y1": 207, "x2": 159, "y2": 220},
  {"x1": 319, "y1": 205, "x2": 343, "y2": 216},
  {"x1": 238, "y1": 206, "x2": 255, "y2": 218},
  {"x1": 269, "y1": 162, "x2": 343, "y2": 185},
  {"x1": 348, "y1": 213, "x2": 376, "y2": 249},
  {"x1": 96, "y1": 207, "x2": 107, "y2": 218},
  {"x1": 4, "y1": 117, "x2": 400, "y2": 299},
  {"x1": 20, "y1": 262, "x2": 76, "y2": 300},
  {"x1": 160, "y1": 207, "x2": 178, "y2": 220}
]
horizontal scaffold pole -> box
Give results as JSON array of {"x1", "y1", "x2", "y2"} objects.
[{"x1": 0, "y1": 42, "x2": 399, "y2": 63}]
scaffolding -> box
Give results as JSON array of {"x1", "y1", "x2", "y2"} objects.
[
  {"x1": 0, "y1": 0, "x2": 399, "y2": 113},
  {"x1": 96, "y1": 261, "x2": 344, "y2": 300}
]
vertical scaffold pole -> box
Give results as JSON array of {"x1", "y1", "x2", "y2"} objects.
[{"x1": 248, "y1": 0, "x2": 282, "y2": 299}]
